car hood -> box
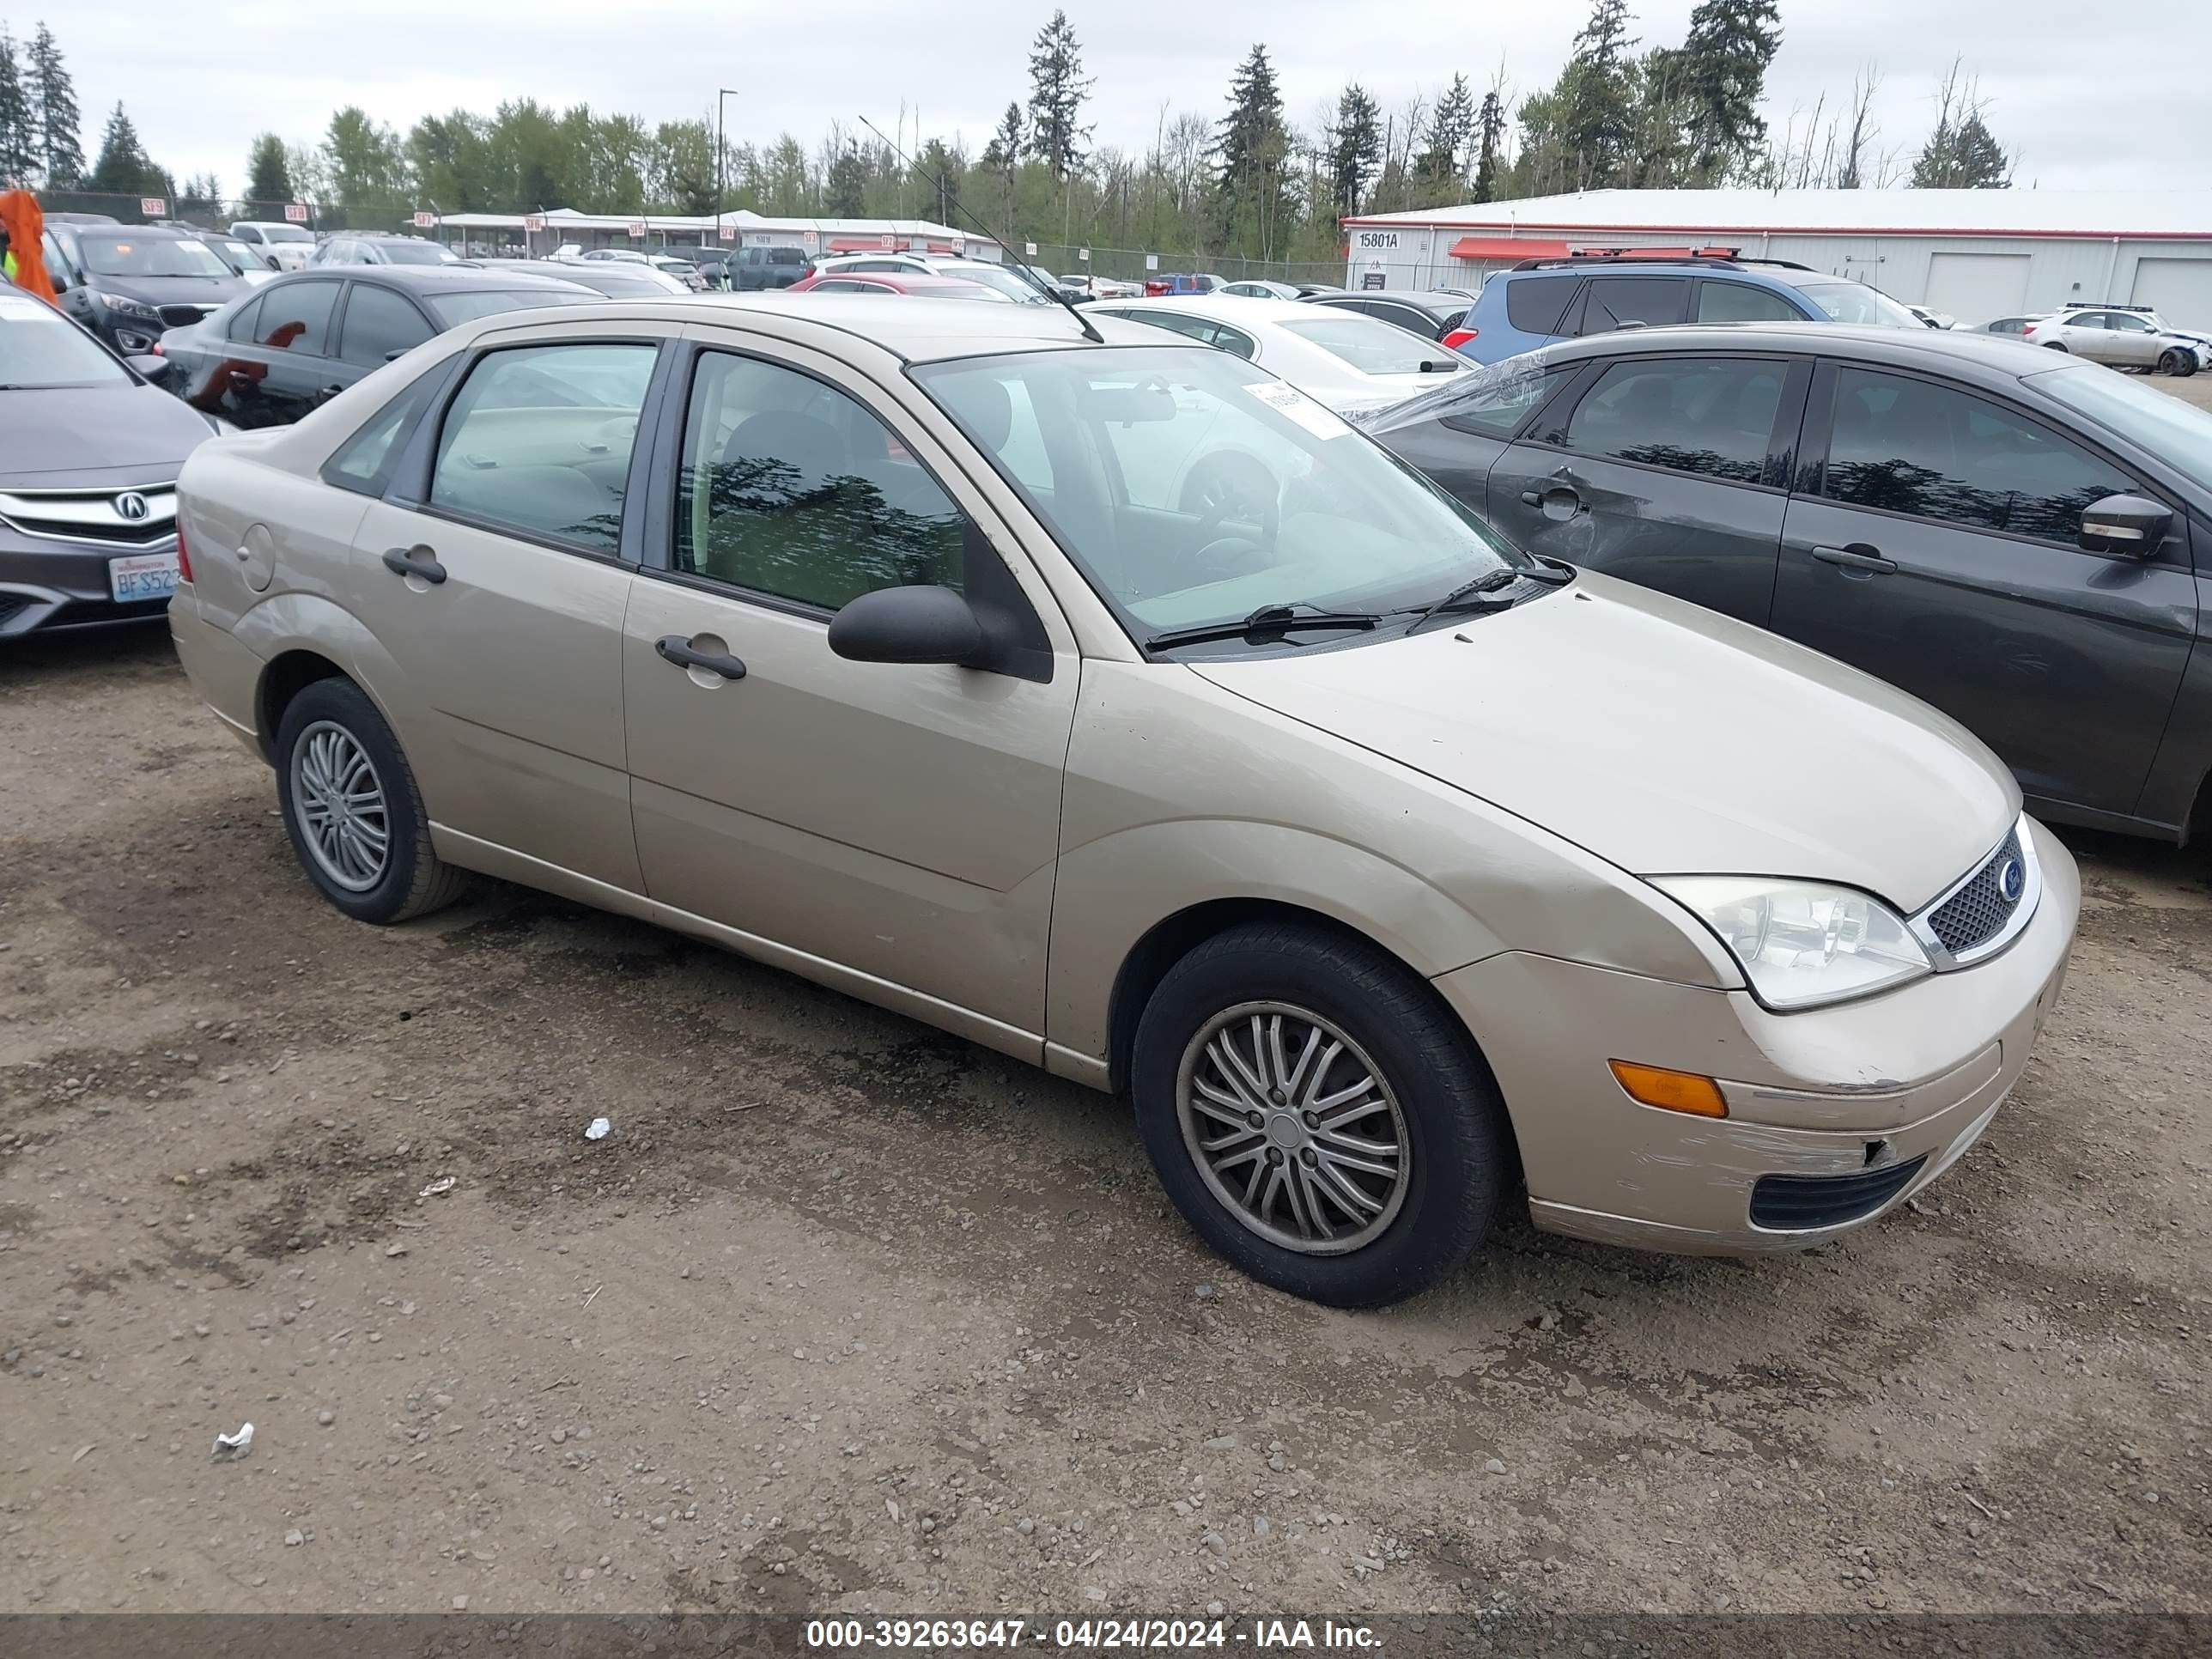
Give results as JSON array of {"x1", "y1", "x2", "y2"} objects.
[
  {"x1": 0, "y1": 383, "x2": 214, "y2": 483},
  {"x1": 1188, "y1": 570, "x2": 2019, "y2": 913},
  {"x1": 79, "y1": 273, "x2": 245, "y2": 307}
]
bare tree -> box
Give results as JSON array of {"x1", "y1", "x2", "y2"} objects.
[{"x1": 1835, "y1": 65, "x2": 1880, "y2": 189}]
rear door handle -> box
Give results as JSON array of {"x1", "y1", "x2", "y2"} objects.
[
  {"x1": 319, "y1": 383, "x2": 345, "y2": 398},
  {"x1": 655, "y1": 635, "x2": 748, "y2": 681},
  {"x1": 1812, "y1": 543, "x2": 1899, "y2": 575},
  {"x1": 380, "y1": 545, "x2": 447, "y2": 584},
  {"x1": 1522, "y1": 483, "x2": 1585, "y2": 514}
]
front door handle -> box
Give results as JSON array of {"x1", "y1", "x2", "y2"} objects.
[
  {"x1": 380, "y1": 545, "x2": 447, "y2": 584},
  {"x1": 1812, "y1": 543, "x2": 1899, "y2": 575},
  {"x1": 1522, "y1": 483, "x2": 1585, "y2": 516},
  {"x1": 655, "y1": 635, "x2": 748, "y2": 681}
]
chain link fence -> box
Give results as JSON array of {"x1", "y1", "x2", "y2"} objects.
[{"x1": 1022, "y1": 241, "x2": 1347, "y2": 288}]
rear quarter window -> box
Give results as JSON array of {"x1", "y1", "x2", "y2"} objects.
[{"x1": 1505, "y1": 275, "x2": 1581, "y2": 336}]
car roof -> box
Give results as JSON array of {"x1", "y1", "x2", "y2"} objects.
[
  {"x1": 1319, "y1": 290, "x2": 1467, "y2": 311},
  {"x1": 58, "y1": 222, "x2": 195, "y2": 240},
  {"x1": 1538, "y1": 319, "x2": 2078, "y2": 379},
  {"x1": 1095, "y1": 295, "x2": 1314, "y2": 323},
  {"x1": 271, "y1": 264, "x2": 592, "y2": 294},
  {"x1": 806, "y1": 271, "x2": 1005, "y2": 292},
  {"x1": 457, "y1": 293, "x2": 1201, "y2": 365}
]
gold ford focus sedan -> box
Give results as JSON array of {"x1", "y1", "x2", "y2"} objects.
[{"x1": 167, "y1": 298, "x2": 2078, "y2": 1306}]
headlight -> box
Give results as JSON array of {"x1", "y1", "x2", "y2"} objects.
[
  {"x1": 1650, "y1": 878, "x2": 1930, "y2": 1010},
  {"x1": 94, "y1": 291, "x2": 162, "y2": 323}
]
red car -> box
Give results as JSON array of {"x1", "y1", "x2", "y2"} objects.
[{"x1": 781, "y1": 270, "x2": 1012, "y2": 303}]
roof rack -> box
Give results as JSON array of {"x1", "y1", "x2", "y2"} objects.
[
  {"x1": 1508, "y1": 250, "x2": 1814, "y2": 273},
  {"x1": 2063, "y1": 301, "x2": 2154, "y2": 312}
]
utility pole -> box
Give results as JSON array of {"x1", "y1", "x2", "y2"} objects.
[{"x1": 716, "y1": 87, "x2": 739, "y2": 222}]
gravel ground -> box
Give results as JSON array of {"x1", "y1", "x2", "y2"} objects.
[{"x1": 1, "y1": 626, "x2": 2207, "y2": 1621}]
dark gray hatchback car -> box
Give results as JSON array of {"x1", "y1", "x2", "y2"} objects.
[{"x1": 1367, "y1": 323, "x2": 2212, "y2": 843}]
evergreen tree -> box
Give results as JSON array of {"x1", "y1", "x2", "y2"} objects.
[
  {"x1": 1559, "y1": 0, "x2": 1638, "y2": 188},
  {"x1": 1676, "y1": 0, "x2": 1782, "y2": 180},
  {"x1": 1413, "y1": 73, "x2": 1476, "y2": 194},
  {"x1": 26, "y1": 22, "x2": 82, "y2": 185},
  {"x1": 980, "y1": 101, "x2": 1022, "y2": 223},
  {"x1": 87, "y1": 102, "x2": 158, "y2": 197},
  {"x1": 824, "y1": 143, "x2": 866, "y2": 216},
  {"x1": 322, "y1": 106, "x2": 410, "y2": 210},
  {"x1": 1911, "y1": 62, "x2": 2012, "y2": 189},
  {"x1": 1469, "y1": 89, "x2": 1506, "y2": 203},
  {"x1": 1327, "y1": 83, "x2": 1382, "y2": 219},
  {"x1": 1024, "y1": 10, "x2": 1093, "y2": 182},
  {"x1": 246, "y1": 133, "x2": 292, "y2": 204},
  {"x1": 1213, "y1": 44, "x2": 1291, "y2": 252},
  {"x1": 915, "y1": 137, "x2": 963, "y2": 223},
  {"x1": 0, "y1": 27, "x2": 32, "y2": 186}
]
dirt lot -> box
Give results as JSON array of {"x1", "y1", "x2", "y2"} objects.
[{"x1": 1, "y1": 625, "x2": 2207, "y2": 1622}]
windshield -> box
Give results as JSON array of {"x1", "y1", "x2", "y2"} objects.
[
  {"x1": 939, "y1": 263, "x2": 1051, "y2": 304},
  {"x1": 380, "y1": 240, "x2": 458, "y2": 265},
  {"x1": 204, "y1": 238, "x2": 260, "y2": 273},
  {"x1": 911, "y1": 344, "x2": 1529, "y2": 646},
  {"x1": 2027, "y1": 362, "x2": 2212, "y2": 481},
  {"x1": 1278, "y1": 313, "x2": 1463, "y2": 378},
  {"x1": 425, "y1": 289, "x2": 599, "y2": 326},
  {"x1": 78, "y1": 234, "x2": 230, "y2": 278},
  {"x1": 255, "y1": 224, "x2": 313, "y2": 244},
  {"x1": 0, "y1": 293, "x2": 134, "y2": 387},
  {"x1": 1793, "y1": 280, "x2": 1924, "y2": 329}
]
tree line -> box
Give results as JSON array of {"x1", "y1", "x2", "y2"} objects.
[{"x1": 3, "y1": 5, "x2": 2017, "y2": 267}]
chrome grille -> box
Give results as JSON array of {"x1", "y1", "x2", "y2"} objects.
[
  {"x1": 1927, "y1": 827, "x2": 2026, "y2": 957},
  {"x1": 0, "y1": 484, "x2": 178, "y2": 547}
]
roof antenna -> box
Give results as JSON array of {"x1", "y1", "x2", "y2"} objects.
[{"x1": 856, "y1": 113, "x2": 1103, "y2": 344}]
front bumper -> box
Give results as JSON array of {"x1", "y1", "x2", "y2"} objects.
[
  {"x1": 1435, "y1": 817, "x2": 2080, "y2": 1254},
  {"x1": 0, "y1": 527, "x2": 179, "y2": 639}
]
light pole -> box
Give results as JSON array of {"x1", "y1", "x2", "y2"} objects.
[{"x1": 715, "y1": 88, "x2": 740, "y2": 224}]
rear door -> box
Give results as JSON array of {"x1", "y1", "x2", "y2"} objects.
[
  {"x1": 618, "y1": 329, "x2": 1078, "y2": 1043},
  {"x1": 333, "y1": 280, "x2": 434, "y2": 371},
  {"x1": 1771, "y1": 360, "x2": 2197, "y2": 818},
  {"x1": 346, "y1": 325, "x2": 675, "y2": 888},
  {"x1": 1565, "y1": 276, "x2": 1692, "y2": 340},
  {"x1": 1374, "y1": 359, "x2": 1587, "y2": 518},
  {"x1": 1485, "y1": 351, "x2": 1808, "y2": 626}
]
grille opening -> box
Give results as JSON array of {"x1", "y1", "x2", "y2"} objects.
[
  {"x1": 1927, "y1": 828, "x2": 2026, "y2": 957},
  {"x1": 1863, "y1": 1139, "x2": 1887, "y2": 1168},
  {"x1": 1750, "y1": 1155, "x2": 1928, "y2": 1231}
]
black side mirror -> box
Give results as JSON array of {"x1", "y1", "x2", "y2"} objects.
[
  {"x1": 126, "y1": 354, "x2": 176, "y2": 386},
  {"x1": 2079, "y1": 493, "x2": 2172, "y2": 557},
  {"x1": 828, "y1": 585, "x2": 988, "y2": 668}
]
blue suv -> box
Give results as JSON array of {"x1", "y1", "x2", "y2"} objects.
[{"x1": 1452, "y1": 254, "x2": 1923, "y2": 364}]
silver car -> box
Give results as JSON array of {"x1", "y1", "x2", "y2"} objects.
[
  {"x1": 2026, "y1": 304, "x2": 2208, "y2": 374},
  {"x1": 167, "y1": 298, "x2": 2077, "y2": 1306}
]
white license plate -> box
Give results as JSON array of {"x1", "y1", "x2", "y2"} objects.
[{"x1": 109, "y1": 551, "x2": 180, "y2": 605}]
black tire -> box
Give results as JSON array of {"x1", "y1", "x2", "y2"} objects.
[
  {"x1": 2042, "y1": 341, "x2": 2069, "y2": 351},
  {"x1": 1131, "y1": 921, "x2": 1512, "y2": 1307},
  {"x1": 274, "y1": 677, "x2": 467, "y2": 925},
  {"x1": 2159, "y1": 349, "x2": 2185, "y2": 377}
]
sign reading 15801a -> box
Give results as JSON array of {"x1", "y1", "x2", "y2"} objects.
[{"x1": 1354, "y1": 231, "x2": 1401, "y2": 251}]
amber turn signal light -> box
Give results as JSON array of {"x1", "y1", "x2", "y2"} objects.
[{"x1": 1608, "y1": 1060, "x2": 1728, "y2": 1119}]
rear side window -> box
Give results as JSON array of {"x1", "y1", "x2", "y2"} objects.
[
  {"x1": 429, "y1": 343, "x2": 658, "y2": 553},
  {"x1": 324, "y1": 371, "x2": 446, "y2": 497},
  {"x1": 769, "y1": 247, "x2": 805, "y2": 267},
  {"x1": 1563, "y1": 357, "x2": 1785, "y2": 483},
  {"x1": 254, "y1": 280, "x2": 341, "y2": 355},
  {"x1": 337, "y1": 284, "x2": 433, "y2": 367},
  {"x1": 1697, "y1": 283, "x2": 1807, "y2": 324},
  {"x1": 1575, "y1": 276, "x2": 1691, "y2": 336},
  {"x1": 1820, "y1": 367, "x2": 2140, "y2": 544},
  {"x1": 1505, "y1": 275, "x2": 1580, "y2": 335},
  {"x1": 225, "y1": 295, "x2": 265, "y2": 343}
]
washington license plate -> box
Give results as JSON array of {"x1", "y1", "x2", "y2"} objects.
[{"x1": 108, "y1": 551, "x2": 180, "y2": 604}]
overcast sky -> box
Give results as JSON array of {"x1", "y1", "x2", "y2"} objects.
[{"x1": 35, "y1": 0, "x2": 2210, "y2": 200}]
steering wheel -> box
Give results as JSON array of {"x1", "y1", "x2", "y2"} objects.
[
  {"x1": 1191, "y1": 534, "x2": 1269, "y2": 574},
  {"x1": 1193, "y1": 486, "x2": 1280, "y2": 562}
]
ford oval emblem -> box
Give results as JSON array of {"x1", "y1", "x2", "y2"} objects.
[{"x1": 1996, "y1": 856, "x2": 2026, "y2": 904}]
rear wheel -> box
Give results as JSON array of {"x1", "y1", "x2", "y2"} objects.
[
  {"x1": 1131, "y1": 921, "x2": 1511, "y2": 1307},
  {"x1": 2043, "y1": 341, "x2": 2069, "y2": 351},
  {"x1": 275, "y1": 678, "x2": 466, "y2": 924}
]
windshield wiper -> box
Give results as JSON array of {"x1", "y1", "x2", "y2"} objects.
[
  {"x1": 1144, "y1": 602, "x2": 1383, "y2": 653},
  {"x1": 1409, "y1": 560, "x2": 1577, "y2": 631}
]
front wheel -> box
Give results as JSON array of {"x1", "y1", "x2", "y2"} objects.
[
  {"x1": 274, "y1": 678, "x2": 467, "y2": 924},
  {"x1": 1131, "y1": 922, "x2": 1513, "y2": 1307},
  {"x1": 2159, "y1": 349, "x2": 2186, "y2": 376}
]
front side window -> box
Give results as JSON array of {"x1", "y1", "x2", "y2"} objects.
[
  {"x1": 429, "y1": 343, "x2": 658, "y2": 553},
  {"x1": 1697, "y1": 282, "x2": 1806, "y2": 324},
  {"x1": 2107, "y1": 313, "x2": 2156, "y2": 335},
  {"x1": 255, "y1": 280, "x2": 341, "y2": 355},
  {"x1": 1574, "y1": 277, "x2": 1691, "y2": 335},
  {"x1": 675, "y1": 350, "x2": 965, "y2": 609},
  {"x1": 1562, "y1": 357, "x2": 1785, "y2": 483},
  {"x1": 337, "y1": 284, "x2": 434, "y2": 367},
  {"x1": 913, "y1": 345, "x2": 1528, "y2": 643},
  {"x1": 1821, "y1": 366, "x2": 2141, "y2": 544}
]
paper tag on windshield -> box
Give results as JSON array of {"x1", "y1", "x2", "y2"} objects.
[{"x1": 1246, "y1": 379, "x2": 1352, "y2": 441}]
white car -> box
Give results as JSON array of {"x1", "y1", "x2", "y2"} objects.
[
  {"x1": 1904, "y1": 303, "x2": 1955, "y2": 331},
  {"x1": 2025, "y1": 305, "x2": 2209, "y2": 375},
  {"x1": 1085, "y1": 295, "x2": 1465, "y2": 416},
  {"x1": 813, "y1": 253, "x2": 1053, "y2": 305},
  {"x1": 229, "y1": 221, "x2": 317, "y2": 271}
]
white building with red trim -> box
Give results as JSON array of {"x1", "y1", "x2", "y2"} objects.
[
  {"x1": 1341, "y1": 189, "x2": 2212, "y2": 327},
  {"x1": 429, "y1": 206, "x2": 1001, "y2": 263}
]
